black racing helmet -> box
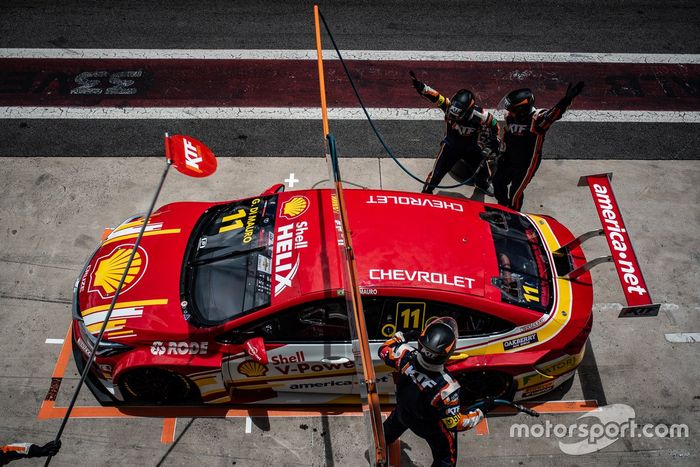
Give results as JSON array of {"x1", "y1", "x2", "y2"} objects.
[
  {"x1": 447, "y1": 89, "x2": 476, "y2": 123},
  {"x1": 498, "y1": 88, "x2": 535, "y2": 122},
  {"x1": 417, "y1": 317, "x2": 459, "y2": 366}
]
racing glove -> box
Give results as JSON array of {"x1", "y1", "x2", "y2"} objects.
[
  {"x1": 558, "y1": 81, "x2": 585, "y2": 109},
  {"x1": 409, "y1": 71, "x2": 425, "y2": 94},
  {"x1": 28, "y1": 440, "x2": 61, "y2": 458},
  {"x1": 385, "y1": 331, "x2": 405, "y2": 346}
]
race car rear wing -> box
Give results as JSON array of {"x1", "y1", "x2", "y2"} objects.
[{"x1": 553, "y1": 173, "x2": 660, "y2": 318}]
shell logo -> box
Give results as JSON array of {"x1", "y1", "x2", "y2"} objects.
[
  {"x1": 238, "y1": 360, "x2": 268, "y2": 378},
  {"x1": 280, "y1": 195, "x2": 309, "y2": 219},
  {"x1": 89, "y1": 244, "x2": 148, "y2": 299}
]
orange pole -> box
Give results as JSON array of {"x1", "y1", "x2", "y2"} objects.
[
  {"x1": 313, "y1": 5, "x2": 330, "y2": 137},
  {"x1": 313, "y1": 7, "x2": 386, "y2": 465}
]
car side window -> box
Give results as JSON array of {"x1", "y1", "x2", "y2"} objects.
[
  {"x1": 364, "y1": 297, "x2": 514, "y2": 340},
  {"x1": 234, "y1": 299, "x2": 351, "y2": 343}
]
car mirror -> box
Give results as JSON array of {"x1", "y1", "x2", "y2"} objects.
[
  {"x1": 243, "y1": 336, "x2": 268, "y2": 365},
  {"x1": 260, "y1": 183, "x2": 285, "y2": 195}
]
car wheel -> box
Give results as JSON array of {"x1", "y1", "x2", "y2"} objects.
[
  {"x1": 119, "y1": 368, "x2": 199, "y2": 405},
  {"x1": 457, "y1": 371, "x2": 514, "y2": 403}
]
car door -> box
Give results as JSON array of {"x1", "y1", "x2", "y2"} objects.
[
  {"x1": 222, "y1": 299, "x2": 356, "y2": 403},
  {"x1": 363, "y1": 297, "x2": 516, "y2": 397}
]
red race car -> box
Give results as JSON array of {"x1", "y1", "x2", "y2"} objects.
[{"x1": 72, "y1": 187, "x2": 592, "y2": 405}]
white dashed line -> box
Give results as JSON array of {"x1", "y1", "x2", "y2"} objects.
[
  {"x1": 664, "y1": 333, "x2": 700, "y2": 343},
  {"x1": 45, "y1": 338, "x2": 65, "y2": 344},
  {"x1": 2, "y1": 107, "x2": 698, "y2": 123},
  {"x1": 245, "y1": 416, "x2": 253, "y2": 434}
]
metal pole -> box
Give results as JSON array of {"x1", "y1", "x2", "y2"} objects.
[{"x1": 45, "y1": 154, "x2": 172, "y2": 466}]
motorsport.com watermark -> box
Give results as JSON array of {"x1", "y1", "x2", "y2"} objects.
[{"x1": 509, "y1": 404, "x2": 689, "y2": 455}]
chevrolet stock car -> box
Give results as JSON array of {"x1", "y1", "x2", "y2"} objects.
[{"x1": 71, "y1": 187, "x2": 593, "y2": 406}]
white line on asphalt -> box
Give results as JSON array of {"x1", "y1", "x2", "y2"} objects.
[
  {"x1": 245, "y1": 416, "x2": 252, "y2": 434},
  {"x1": 664, "y1": 333, "x2": 700, "y2": 343},
  {"x1": 2, "y1": 107, "x2": 698, "y2": 123},
  {"x1": 45, "y1": 338, "x2": 64, "y2": 344},
  {"x1": 1, "y1": 49, "x2": 698, "y2": 63}
]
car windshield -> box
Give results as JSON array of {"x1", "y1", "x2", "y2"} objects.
[
  {"x1": 183, "y1": 195, "x2": 277, "y2": 325},
  {"x1": 481, "y1": 207, "x2": 552, "y2": 313}
]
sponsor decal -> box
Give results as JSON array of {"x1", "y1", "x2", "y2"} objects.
[
  {"x1": 369, "y1": 269, "x2": 475, "y2": 289},
  {"x1": 242, "y1": 198, "x2": 261, "y2": 244},
  {"x1": 289, "y1": 380, "x2": 352, "y2": 390},
  {"x1": 405, "y1": 364, "x2": 437, "y2": 389},
  {"x1": 442, "y1": 414, "x2": 461, "y2": 429},
  {"x1": 521, "y1": 381, "x2": 556, "y2": 398},
  {"x1": 89, "y1": 244, "x2": 148, "y2": 299},
  {"x1": 150, "y1": 341, "x2": 209, "y2": 356},
  {"x1": 79, "y1": 264, "x2": 92, "y2": 293},
  {"x1": 366, "y1": 194, "x2": 464, "y2": 212},
  {"x1": 336, "y1": 287, "x2": 377, "y2": 296},
  {"x1": 257, "y1": 255, "x2": 271, "y2": 274},
  {"x1": 503, "y1": 333, "x2": 539, "y2": 350},
  {"x1": 76, "y1": 336, "x2": 91, "y2": 356},
  {"x1": 238, "y1": 360, "x2": 269, "y2": 377},
  {"x1": 584, "y1": 175, "x2": 653, "y2": 307},
  {"x1": 271, "y1": 351, "x2": 306, "y2": 364},
  {"x1": 280, "y1": 196, "x2": 310, "y2": 220},
  {"x1": 167, "y1": 134, "x2": 217, "y2": 178},
  {"x1": 273, "y1": 221, "x2": 309, "y2": 296},
  {"x1": 331, "y1": 194, "x2": 339, "y2": 213},
  {"x1": 183, "y1": 137, "x2": 203, "y2": 171},
  {"x1": 274, "y1": 361, "x2": 355, "y2": 375},
  {"x1": 508, "y1": 123, "x2": 529, "y2": 134}
]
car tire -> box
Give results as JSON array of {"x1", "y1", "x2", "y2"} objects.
[
  {"x1": 457, "y1": 370, "x2": 515, "y2": 404},
  {"x1": 119, "y1": 368, "x2": 200, "y2": 405}
]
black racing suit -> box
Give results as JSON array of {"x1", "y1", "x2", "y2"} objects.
[
  {"x1": 493, "y1": 99, "x2": 570, "y2": 211},
  {"x1": 417, "y1": 85, "x2": 500, "y2": 194},
  {"x1": 379, "y1": 335, "x2": 483, "y2": 467}
]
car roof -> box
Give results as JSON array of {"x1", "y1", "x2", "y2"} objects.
[{"x1": 270, "y1": 189, "x2": 495, "y2": 306}]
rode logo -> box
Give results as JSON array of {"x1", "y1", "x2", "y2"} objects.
[
  {"x1": 150, "y1": 341, "x2": 209, "y2": 356},
  {"x1": 183, "y1": 138, "x2": 203, "y2": 172}
]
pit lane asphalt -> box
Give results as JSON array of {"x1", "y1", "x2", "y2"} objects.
[
  {"x1": 1, "y1": 0, "x2": 699, "y2": 158},
  {"x1": 0, "y1": 156, "x2": 698, "y2": 466}
]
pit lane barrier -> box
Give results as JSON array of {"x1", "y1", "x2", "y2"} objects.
[{"x1": 553, "y1": 173, "x2": 660, "y2": 318}]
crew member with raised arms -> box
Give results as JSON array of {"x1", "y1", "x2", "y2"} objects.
[
  {"x1": 493, "y1": 82, "x2": 584, "y2": 211},
  {"x1": 410, "y1": 71, "x2": 500, "y2": 195}
]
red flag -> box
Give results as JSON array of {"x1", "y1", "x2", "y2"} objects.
[{"x1": 166, "y1": 134, "x2": 217, "y2": 178}]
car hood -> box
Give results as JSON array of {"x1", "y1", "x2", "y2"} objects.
[{"x1": 76, "y1": 201, "x2": 211, "y2": 340}]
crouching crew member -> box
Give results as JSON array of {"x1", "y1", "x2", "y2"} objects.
[
  {"x1": 410, "y1": 72, "x2": 500, "y2": 195},
  {"x1": 379, "y1": 317, "x2": 489, "y2": 467},
  {"x1": 493, "y1": 82, "x2": 584, "y2": 211}
]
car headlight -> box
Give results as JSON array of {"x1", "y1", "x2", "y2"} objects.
[{"x1": 78, "y1": 320, "x2": 132, "y2": 357}]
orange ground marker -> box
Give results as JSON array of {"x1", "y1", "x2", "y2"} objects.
[{"x1": 161, "y1": 418, "x2": 177, "y2": 444}]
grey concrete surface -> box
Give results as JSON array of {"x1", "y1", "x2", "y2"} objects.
[{"x1": 0, "y1": 156, "x2": 698, "y2": 466}]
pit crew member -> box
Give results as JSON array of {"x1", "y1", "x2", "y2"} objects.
[
  {"x1": 1, "y1": 440, "x2": 60, "y2": 465},
  {"x1": 410, "y1": 72, "x2": 500, "y2": 195},
  {"x1": 379, "y1": 317, "x2": 491, "y2": 467},
  {"x1": 493, "y1": 82, "x2": 584, "y2": 211}
]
